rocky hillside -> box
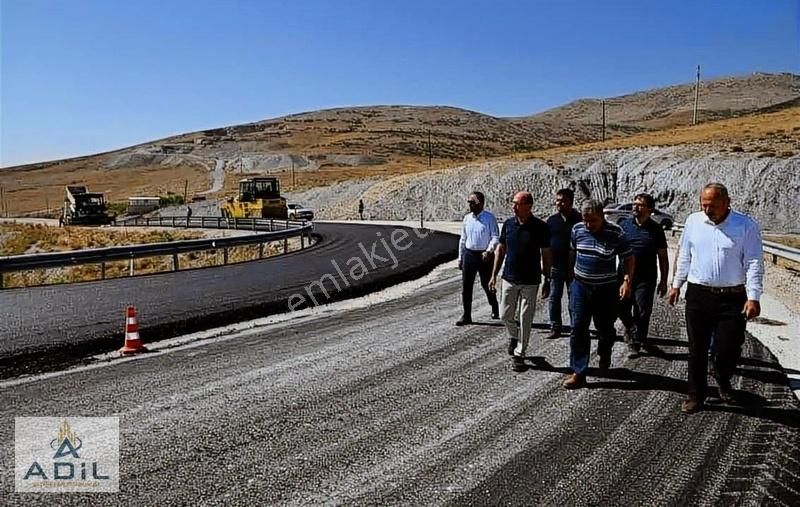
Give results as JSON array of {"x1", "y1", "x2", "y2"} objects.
[{"x1": 288, "y1": 146, "x2": 800, "y2": 233}]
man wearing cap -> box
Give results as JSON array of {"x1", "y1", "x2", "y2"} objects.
[
  {"x1": 456, "y1": 191, "x2": 500, "y2": 326},
  {"x1": 669, "y1": 182, "x2": 764, "y2": 414}
]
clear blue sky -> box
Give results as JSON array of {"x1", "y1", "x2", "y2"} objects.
[{"x1": 1, "y1": 0, "x2": 798, "y2": 167}]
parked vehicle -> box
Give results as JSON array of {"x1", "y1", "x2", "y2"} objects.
[
  {"x1": 603, "y1": 202, "x2": 674, "y2": 230},
  {"x1": 287, "y1": 203, "x2": 314, "y2": 220}
]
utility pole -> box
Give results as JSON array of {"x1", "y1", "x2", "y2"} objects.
[
  {"x1": 0, "y1": 185, "x2": 4, "y2": 217},
  {"x1": 291, "y1": 157, "x2": 296, "y2": 189},
  {"x1": 427, "y1": 129, "x2": 432, "y2": 168},
  {"x1": 601, "y1": 99, "x2": 606, "y2": 142},
  {"x1": 183, "y1": 179, "x2": 188, "y2": 203},
  {"x1": 692, "y1": 64, "x2": 701, "y2": 125}
]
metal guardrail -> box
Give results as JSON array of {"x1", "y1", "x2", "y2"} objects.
[
  {"x1": 0, "y1": 217, "x2": 313, "y2": 288},
  {"x1": 671, "y1": 224, "x2": 800, "y2": 265}
]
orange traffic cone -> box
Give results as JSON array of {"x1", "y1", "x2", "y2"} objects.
[{"x1": 119, "y1": 306, "x2": 148, "y2": 355}]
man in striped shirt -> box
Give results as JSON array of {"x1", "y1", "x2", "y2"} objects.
[{"x1": 563, "y1": 199, "x2": 635, "y2": 389}]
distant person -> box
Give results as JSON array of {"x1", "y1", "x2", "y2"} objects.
[
  {"x1": 617, "y1": 193, "x2": 669, "y2": 358},
  {"x1": 456, "y1": 191, "x2": 500, "y2": 326},
  {"x1": 186, "y1": 205, "x2": 193, "y2": 227},
  {"x1": 358, "y1": 199, "x2": 365, "y2": 220},
  {"x1": 489, "y1": 191, "x2": 551, "y2": 372},
  {"x1": 542, "y1": 188, "x2": 581, "y2": 339},
  {"x1": 669, "y1": 183, "x2": 764, "y2": 415},
  {"x1": 563, "y1": 199, "x2": 634, "y2": 389}
]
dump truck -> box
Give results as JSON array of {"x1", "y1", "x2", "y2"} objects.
[
  {"x1": 220, "y1": 177, "x2": 288, "y2": 219},
  {"x1": 62, "y1": 185, "x2": 114, "y2": 225}
]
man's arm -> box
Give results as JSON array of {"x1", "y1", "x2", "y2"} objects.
[
  {"x1": 567, "y1": 250, "x2": 576, "y2": 283},
  {"x1": 742, "y1": 219, "x2": 765, "y2": 319},
  {"x1": 458, "y1": 216, "x2": 467, "y2": 269},
  {"x1": 669, "y1": 220, "x2": 693, "y2": 305},
  {"x1": 620, "y1": 255, "x2": 634, "y2": 299},
  {"x1": 656, "y1": 248, "x2": 669, "y2": 297},
  {"x1": 541, "y1": 247, "x2": 552, "y2": 281},
  {"x1": 486, "y1": 214, "x2": 500, "y2": 257},
  {"x1": 489, "y1": 243, "x2": 505, "y2": 291}
]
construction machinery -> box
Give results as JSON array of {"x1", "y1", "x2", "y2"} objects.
[
  {"x1": 220, "y1": 177, "x2": 288, "y2": 219},
  {"x1": 63, "y1": 185, "x2": 115, "y2": 225}
]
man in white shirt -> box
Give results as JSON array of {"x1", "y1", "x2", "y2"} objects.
[
  {"x1": 457, "y1": 191, "x2": 500, "y2": 326},
  {"x1": 669, "y1": 182, "x2": 764, "y2": 415}
]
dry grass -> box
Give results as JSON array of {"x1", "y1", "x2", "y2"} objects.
[
  {"x1": 0, "y1": 163, "x2": 208, "y2": 216},
  {"x1": 0, "y1": 224, "x2": 308, "y2": 288}
]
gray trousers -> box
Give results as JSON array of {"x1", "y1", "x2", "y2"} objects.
[{"x1": 500, "y1": 279, "x2": 539, "y2": 357}]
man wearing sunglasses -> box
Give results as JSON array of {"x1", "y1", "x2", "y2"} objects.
[{"x1": 456, "y1": 191, "x2": 500, "y2": 326}]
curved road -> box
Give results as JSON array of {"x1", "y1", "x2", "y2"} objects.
[
  {"x1": 1, "y1": 264, "x2": 798, "y2": 505},
  {"x1": 0, "y1": 223, "x2": 456, "y2": 376}
]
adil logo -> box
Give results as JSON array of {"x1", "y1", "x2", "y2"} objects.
[
  {"x1": 15, "y1": 416, "x2": 119, "y2": 492},
  {"x1": 51, "y1": 420, "x2": 82, "y2": 459}
]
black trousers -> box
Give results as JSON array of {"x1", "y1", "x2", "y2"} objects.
[
  {"x1": 684, "y1": 283, "x2": 747, "y2": 400},
  {"x1": 618, "y1": 278, "x2": 657, "y2": 344},
  {"x1": 462, "y1": 250, "x2": 498, "y2": 318}
]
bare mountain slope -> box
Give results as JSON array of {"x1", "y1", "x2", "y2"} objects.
[
  {"x1": 1, "y1": 73, "x2": 796, "y2": 215},
  {"x1": 523, "y1": 72, "x2": 800, "y2": 130}
]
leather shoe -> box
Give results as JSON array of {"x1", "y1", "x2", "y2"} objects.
[
  {"x1": 680, "y1": 398, "x2": 703, "y2": 414},
  {"x1": 545, "y1": 327, "x2": 561, "y2": 340},
  {"x1": 491, "y1": 311, "x2": 500, "y2": 320},
  {"x1": 626, "y1": 343, "x2": 640, "y2": 359},
  {"x1": 562, "y1": 373, "x2": 586, "y2": 389},
  {"x1": 507, "y1": 339, "x2": 518, "y2": 356},
  {"x1": 455, "y1": 317, "x2": 472, "y2": 326},
  {"x1": 715, "y1": 375, "x2": 736, "y2": 403},
  {"x1": 511, "y1": 356, "x2": 526, "y2": 372}
]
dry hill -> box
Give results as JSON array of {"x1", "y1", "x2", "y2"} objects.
[{"x1": 0, "y1": 72, "x2": 797, "y2": 215}]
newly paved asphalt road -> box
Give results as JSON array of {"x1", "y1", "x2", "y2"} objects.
[
  {"x1": 0, "y1": 223, "x2": 456, "y2": 377},
  {"x1": 2, "y1": 264, "x2": 798, "y2": 505}
]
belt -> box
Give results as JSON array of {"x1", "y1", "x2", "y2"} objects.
[
  {"x1": 689, "y1": 283, "x2": 745, "y2": 295},
  {"x1": 466, "y1": 248, "x2": 491, "y2": 254}
]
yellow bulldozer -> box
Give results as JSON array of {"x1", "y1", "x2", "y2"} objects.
[{"x1": 220, "y1": 177, "x2": 288, "y2": 219}]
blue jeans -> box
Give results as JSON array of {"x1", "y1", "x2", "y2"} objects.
[
  {"x1": 548, "y1": 267, "x2": 569, "y2": 329},
  {"x1": 569, "y1": 279, "x2": 618, "y2": 375}
]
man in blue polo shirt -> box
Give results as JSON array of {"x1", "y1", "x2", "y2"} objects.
[
  {"x1": 543, "y1": 188, "x2": 582, "y2": 339},
  {"x1": 489, "y1": 191, "x2": 552, "y2": 372},
  {"x1": 563, "y1": 199, "x2": 634, "y2": 389},
  {"x1": 617, "y1": 193, "x2": 669, "y2": 358}
]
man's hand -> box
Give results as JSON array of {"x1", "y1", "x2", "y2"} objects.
[
  {"x1": 489, "y1": 276, "x2": 497, "y2": 292},
  {"x1": 657, "y1": 279, "x2": 668, "y2": 298},
  {"x1": 458, "y1": 260, "x2": 462, "y2": 271},
  {"x1": 541, "y1": 279, "x2": 550, "y2": 299},
  {"x1": 619, "y1": 280, "x2": 631, "y2": 300},
  {"x1": 482, "y1": 251, "x2": 492, "y2": 262},
  {"x1": 668, "y1": 287, "x2": 680, "y2": 306},
  {"x1": 743, "y1": 300, "x2": 761, "y2": 320}
]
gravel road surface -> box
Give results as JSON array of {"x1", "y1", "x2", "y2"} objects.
[{"x1": 2, "y1": 264, "x2": 798, "y2": 505}]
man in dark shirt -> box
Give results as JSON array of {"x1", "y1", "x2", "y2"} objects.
[
  {"x1": 564, "y1": 199, "x2": 634, "y2": 389},
  {"x1": 543, "y1": 188, "x2": 582, "y2": 339},
  {"x1": 489, "y1": 191, "x2": 552, "y2": 372},
  {"x1": 617, "y1": 193, "x2": 669, "y2": 358}
]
